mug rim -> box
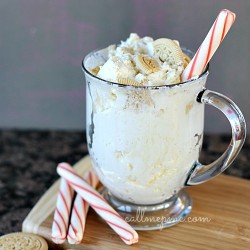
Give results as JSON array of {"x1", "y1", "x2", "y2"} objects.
[{"x1": 82, "y1": 48, "x2": 209, "y2": 90}]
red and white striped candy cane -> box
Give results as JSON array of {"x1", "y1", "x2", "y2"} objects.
[
  {"x1": 57, "y1": 163, "x2": 139, "y2": 245},
  {"x1": 67, "y1": 168, "x2": 99, "y2": 244},
  {"x1": 51, "y1": 177, "x2": 74, "y2": 243},
  {"x1": 182, "y1": 9, "x2": 236, "y2": 81}
]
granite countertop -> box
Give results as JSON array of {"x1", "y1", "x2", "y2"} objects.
[{"x1": 0, "y1": 130, "x2": 249, "y2": 236}]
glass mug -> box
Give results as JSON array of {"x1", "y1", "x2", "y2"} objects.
[{"x1": 82, "y1": 48, "x2": 246, "y2": 230}]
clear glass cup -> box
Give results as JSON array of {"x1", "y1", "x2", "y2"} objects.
[{"x1": 82, "y1": 48, "x2": 246, "y2": 230}]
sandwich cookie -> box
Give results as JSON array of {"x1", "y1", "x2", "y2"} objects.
[{"x1": 0, "y1": 232, "x2": 48, "y2": 250}]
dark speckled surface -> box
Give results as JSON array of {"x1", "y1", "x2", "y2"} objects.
[{"x1": 0, "y1": 130, "x2": 249, "y2": 236}]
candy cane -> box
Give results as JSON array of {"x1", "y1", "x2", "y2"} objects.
[
  {"x1": 67, "y1": 169, "x2": 99, "y2": 244},
  {"x1": 57, "y1": 163, "x2": 139, "y2": 245},
  {"x1": 51, "y1": 178, "x2": 74, "y2": 243},
  {"x1": 182, "y1": 9, "x2": 236, "y2": 81}
]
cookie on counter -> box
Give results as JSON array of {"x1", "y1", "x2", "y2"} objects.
[{"x1": 0, "y1": 232, "x2": 48, "y2": 250}]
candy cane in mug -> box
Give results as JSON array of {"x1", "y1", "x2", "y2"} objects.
[{"x1": 182, "y1": 9, "x2": 236, "y2": 81}]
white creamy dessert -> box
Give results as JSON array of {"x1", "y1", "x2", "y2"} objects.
[
  {"x1": 83, "y1": 34, "x2": 206, "y2": 204},
  {"x1": 93, "y1": 33, "x2": 190, "y2": 86}
]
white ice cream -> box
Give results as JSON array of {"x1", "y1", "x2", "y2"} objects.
[
  {"x1": 84, "y1": 34, "x2": 206, "y2": 204},
  {"x1": 95, "y1": 33, "x2": 185, "y2": 86}
]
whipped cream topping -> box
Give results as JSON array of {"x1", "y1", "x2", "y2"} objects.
[{"x1": 92, "y1": 33, "x2": 189, "y2": 86}]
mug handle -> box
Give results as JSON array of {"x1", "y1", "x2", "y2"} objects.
[{"x1": 185, "y1": 89, "x2": 246, "y2": 186}]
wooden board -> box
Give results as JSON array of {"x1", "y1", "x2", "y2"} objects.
[{"x1": 22, "y1": 156, "x2": 250, "y2": 249}]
